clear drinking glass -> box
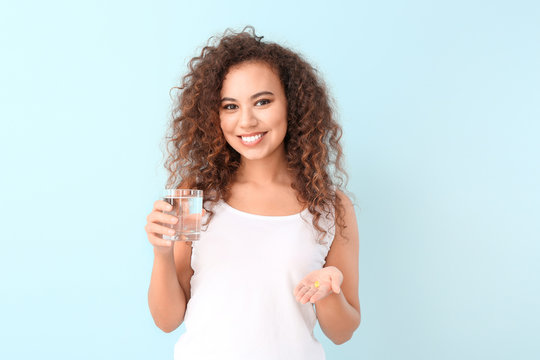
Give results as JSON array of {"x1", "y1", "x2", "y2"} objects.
[{"x1": 162, "y1": 189, "x2": 203, "y2": 241}]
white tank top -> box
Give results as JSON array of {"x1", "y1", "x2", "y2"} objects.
[{"x1": 174, "y1": 199, "x2": 336, "y2": 360}]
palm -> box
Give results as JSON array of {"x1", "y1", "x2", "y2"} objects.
[{"x1": 294, "y1": 266, "x2": 343, "y2": 304}]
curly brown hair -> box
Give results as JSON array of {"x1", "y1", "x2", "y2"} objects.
[{"x1": 163, "y1": 26, "x2": 350, "y2": 243}]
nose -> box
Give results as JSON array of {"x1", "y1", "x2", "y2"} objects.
[{"x1": 238, "y1": 106, "x2": 258, "y2": 129}]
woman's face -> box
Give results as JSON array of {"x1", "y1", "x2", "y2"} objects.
[{"x1": 219, "y1": 61, "x2": 288, "y2": 161}]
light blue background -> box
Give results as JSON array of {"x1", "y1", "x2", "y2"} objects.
[{"x1": 1, "y1": 0, "x2": 538, "y2": 359}]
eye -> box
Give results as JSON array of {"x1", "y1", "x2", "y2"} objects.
[
  {"x1": 255, "y1": 99, "x2": 271, "y2": 106},
  {"x1": 222, "y1": 103, "x2": 238, "y2": 110}
]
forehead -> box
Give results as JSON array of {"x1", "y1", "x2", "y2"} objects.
[{"x1": 220, "y1": 61, "x2": 283, "y2": 96}]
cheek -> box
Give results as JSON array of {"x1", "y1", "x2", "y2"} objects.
[
  {"x1": 219, "y1": 117, "x2": 232, "y2": 134},
  {"x1": 219, "y1": 119, "x2": 238, "y2": 145},
  {"x1": 274, "y1": 110, "x2": 288, "y2": 134}
]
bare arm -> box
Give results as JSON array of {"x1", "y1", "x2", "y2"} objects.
[
  {"x1": 146, "y1": 200, "x2": 194, "y2": 333},
  {"x1": 148, "y1": 247, "x2": 187, "y2": 332},
  {"x1": 315, "y1": 191, "x2": 361, "y2": 344},
  {"x1": 314, "y1": 281, "x2": 360, "y2": 344}
]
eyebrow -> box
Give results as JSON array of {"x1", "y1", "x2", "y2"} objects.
[{"x1": 220, "y1": 91, "x2": 274, "y2": 102}]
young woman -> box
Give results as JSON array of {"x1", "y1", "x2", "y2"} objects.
[{"x1": 145, "y1": 27, "x2": 360, "y2": 359}]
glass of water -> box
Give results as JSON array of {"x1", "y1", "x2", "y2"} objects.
[{"x1": 162, "y1": 189, "x2": 203, "y2": 241}]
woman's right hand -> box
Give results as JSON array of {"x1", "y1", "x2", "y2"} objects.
[{"x1": 145, "y1": 200, "x2": 178, "y2": 252}]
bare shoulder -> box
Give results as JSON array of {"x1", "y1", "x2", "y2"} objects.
[
  {"x1": 333, "y1": 189, "x2": 358, "y2": 244},
  {"x1": 324, "y1": 189, "x2": 360, "y2": 311}
]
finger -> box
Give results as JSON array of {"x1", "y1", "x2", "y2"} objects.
[
  {"x1": 300, "y1": 287, "x2": 318, "y2": 304},
  {"x1": 147, "y1": 211, "x2": 178, "y2": 225},
  {"x1": 294, "y1": 283, "x2": 302, "y2": 296},
  {"x1": 295, "y1": 285, "x2": 310, "y2": 301},
  {"x1": 331, "y1": 276, "x2": 341, "y2": 294},
  {"x1": 296, "y1": 282, "x2": 318, "y2": 303},
  {"x1": 294, "y1": 281, "x2": 310, "y2": 297},
  {"x1": 146, "y1": 222, "x2": 177, "y2": 237},
  {"x1": 294, "y1": 284, "x2": 308, "y2": 299},
  {"x1": 148, "y1": 233, "x2": 173, "y2": 247},
  {"x1": 154, "y1": 199, "x2": 173, "y2": 212}
]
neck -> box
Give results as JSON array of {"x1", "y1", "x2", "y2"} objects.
[{"x1": 234, "y1": 145, "x2": 291, "y2": 186}]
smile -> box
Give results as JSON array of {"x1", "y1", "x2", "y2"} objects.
[{"x1": 238, "y1": 132, "x2": 267, "y2": 146}]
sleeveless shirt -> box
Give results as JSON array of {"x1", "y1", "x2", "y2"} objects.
[{"x1": 174, "y1": 199, "x2": 336, "y2": 360}]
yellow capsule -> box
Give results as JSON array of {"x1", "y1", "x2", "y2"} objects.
[{"x1": 314, "y1": 281, "x2": 320, "y2": 288}]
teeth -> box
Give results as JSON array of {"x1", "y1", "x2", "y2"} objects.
[{"x1": 241, "y1": 133, "x2": 264, "y2": 143}]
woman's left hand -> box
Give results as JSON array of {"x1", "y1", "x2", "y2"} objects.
[{"x1": 294, "y1": 266, "x2": 344, "y2": 304}]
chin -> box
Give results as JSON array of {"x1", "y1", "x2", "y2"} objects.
[{"x1": 238, "y1": 151, "x2": 269, "y2": 161}]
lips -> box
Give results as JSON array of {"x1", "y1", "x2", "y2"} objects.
[{"x1": 238, "y1": 131, "x2": 267, "y2": 146}]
